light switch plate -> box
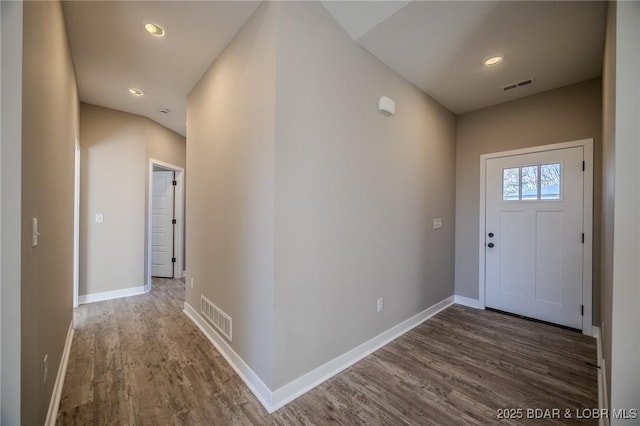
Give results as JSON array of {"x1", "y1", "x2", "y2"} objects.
[
  {"x1": 95, "y1": 213, "x2": 104, "y2": 224},
  {"x1": 32, "y1": 218, "x2": 39, "y2": 247},
  {"x1": 43, "y1": 354, "x2": 48, "y2": 384},
  {"x1": 433, "y1": 218, "x2": 443, "y2": 229}
]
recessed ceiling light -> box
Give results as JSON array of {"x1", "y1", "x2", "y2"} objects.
[
  {"x1": 129, "y1": 88, "x2": 144, "y2": 96},
  {"x1": 145, "y1": 23, "x2": 165, "y2": 37},
  {"x1": 484, "y1": 56, "x2": 503, "y2": 66}
]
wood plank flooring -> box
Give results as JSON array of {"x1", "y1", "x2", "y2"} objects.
[{"x1": 57, "y1": 278, "x2": 598, "y2": 425}]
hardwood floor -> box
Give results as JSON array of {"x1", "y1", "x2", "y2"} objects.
[{"x1": 57, "y1": 278, "x2": 598, "y2": 425}]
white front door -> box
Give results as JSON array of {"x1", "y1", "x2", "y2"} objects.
[
  {"x1": 485, "y1": 146, "x2": 584, "y2": 329},
  {"x1": 152, "y1": 171, "x2": 175, "y2": 278}
]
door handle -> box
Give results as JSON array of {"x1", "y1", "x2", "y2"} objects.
[{"x1": 487, "y1": 242, "x2": 495, "y2": 248}]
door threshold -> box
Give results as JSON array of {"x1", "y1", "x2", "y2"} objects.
[{"x1": 485, "y1": 307, "x2": 582, "y2": 333}]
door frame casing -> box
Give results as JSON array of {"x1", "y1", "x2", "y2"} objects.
[
  {"x1": 73, "y1": 138, "x2": 80, "y2": 308},
  {"x1": 478, "y1": 138, "x2": 594, "y2": 335},
  {"x1": 147, "y1": 158, "x2": 185, "y2": 286}
]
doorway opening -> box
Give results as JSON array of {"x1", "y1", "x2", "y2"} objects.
[
  {"x1": 478, "y1": 139, "x2": 593, "y2": 335},
  {"x1": 73, "y1": 138, "x2": 80, "y2": 308},
  {"x1": 147, "y1": 159, "x2": 184, "y2": 288}
]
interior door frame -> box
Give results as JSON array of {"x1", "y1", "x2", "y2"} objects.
[
  {"x1": 147, "y1": 158, "x2": 185, "y2": 287},
  {"x1": 73, "y1": 137, "x2": 80, "y2": 308},
  {"x1": 478, "y1": 138, "x2": 594, "y2": 336}
]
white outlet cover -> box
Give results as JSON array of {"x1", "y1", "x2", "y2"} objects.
[{"x1": 95, "y1": 213, "x2": 104, "y2": 223}]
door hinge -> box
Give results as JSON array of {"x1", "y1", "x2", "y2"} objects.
[
  {"x1": 582, "y1": 233, "x2": 585, "y2": 243},
  {"x1": 172, "y1": 180, "x2": 177, "y2": 186},
  {"x1": 171, "y1": 257, "x2": 176, "y2": 263},
  {"x1": 172, "y1": 219, "x2": 177, "y2": 224},
  {"x1": 582, "y1": 160, "x2": 585, "y2": 171},
  {"x1": 581, "y1": 305, "x2": 584, "y2": 316}
]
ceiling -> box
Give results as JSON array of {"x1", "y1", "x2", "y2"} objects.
[
  {"x1": 62, "y1": 1, "x2": 261, "y2": 136},
  {"x1": 324, "y1": 1, "x2": 607, "y2": 114},
  {"x1": 62, "y1": 1, "x2": 607, "y2": 136}
]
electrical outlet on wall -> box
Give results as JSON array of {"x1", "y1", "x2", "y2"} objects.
[
  {"x1": 377, "y1": 297, "x2": 384, "y2": 312},
  {"x1": 43, "y1": 354, "x2": 48, "y2": 384}
]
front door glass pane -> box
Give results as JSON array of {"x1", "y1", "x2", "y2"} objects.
[
  {"x1": 521, "y1": 166, "x2": 539, "y2": 200},
  {"x1": 503, "y1": 168, "x2": 520, "y2": 200},
  {"x1": 541, "y1": 163, "x2": 561, "y2": 199}
]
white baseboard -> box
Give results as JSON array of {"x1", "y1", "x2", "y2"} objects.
[
  {"x1": 270, "y1": 295, "x2": 455, "y2": 411},
  {"x1": 45, "y1": 320, "x2": 74, "y2": 426},
  {"x1": 78, "y1": 283, "x2": 151, "y2": 304},
  {"x1": 183, "y1": 303, "x2": 273, "y2": 410},
  {"x1": 184, "y1": 295, "x2": 455, "y2": 413},
  {"x1": 454, "y1": 295, "x2": 484, "y2": 309},
  {"x1": 593, "y1": 326, "x2": 609, "y2": 426}
]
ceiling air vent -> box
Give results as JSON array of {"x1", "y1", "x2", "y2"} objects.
[{"x1": 503, "y1": 78, "x2": 535, "y2": 92}]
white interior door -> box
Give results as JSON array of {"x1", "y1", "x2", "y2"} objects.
[
  {"x1": 152, "y1": 171, "x2": 174, "y2": 278},
  {"x1": 485, "y1": 147, "x2": 584, "y2": 329}
]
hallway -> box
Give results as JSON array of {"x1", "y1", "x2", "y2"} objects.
[{"x1": 56, "y1": 278, "x2": 597, "y2": 425}]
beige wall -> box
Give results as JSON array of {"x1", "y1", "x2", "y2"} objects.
[
  {"x1": 187, "y1": 1, "x2": 456, "y2": 390},
  {"x1": 80, "y1": 105, "x2": 146, "y2": 295},
  {"x1": 272, "y1": 2, "x2": 456, "y2": 389},
  {"x1": 0, "y1": 2, "x2": 3, "y2": 416},
  {"x1": 1, "y1": 2, "x2": 23, "y2": 423},
  {"x1": 600, "y1": 0, "x2": 616, "y2": 405},
  {"x1": 186, "y1": 1, "x2": 277, "y2": 386},
  {"x1": 20, "y1": 1, "x2": 79, "y2": 424},
  {"x1": 606, "y1": 1, "x2": 640, "y2": 416},
  {"x1": 80, "y1": 104, "x2": 185, "y2": 297},
  {"x1": 145, "y1": 120, "x2": 187, "y2": 165},
  {"x1": 454, "y1": 79, "x2": 603, "y2": 324},
  {"x1": 144, "y1": 119, "x2": 186, "y2": 280}
]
